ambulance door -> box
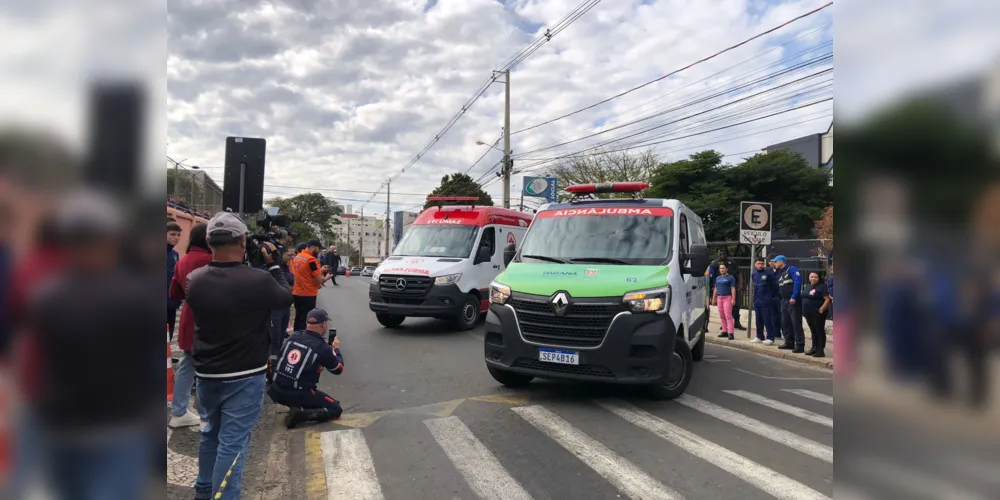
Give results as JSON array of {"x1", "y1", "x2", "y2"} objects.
[
  {"x1": 496, "y1": 224, "x2": 520, "y2": 272},
  {"x1": 470, "y1": 225, "x2": 499, "y2": 294}
]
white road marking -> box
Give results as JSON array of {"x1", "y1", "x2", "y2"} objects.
[
  {"x1": 734, "y1": 368, "x2": 832, "y2": 380},
  {"x1": 424, "y1": 416, "x2": 534, "y2": 500},
  {"x1": 320, "y1": 429, "x2": 385, "y2": 500},
  {"x1": 723, "y1": 390, "x2": 833, "y2": 428},
  {"x1": 512, "y1": 405, "x2": 684, "y2": 500},
  {"x1": 782, "y1": 389, "x2": 833, "y2": 404},
  {"x1": 675, "y1": 395, "x2": 833, "y2": 463},
  {"x1": 597, "y1": 399, "x2": 831, "y2": 500}
]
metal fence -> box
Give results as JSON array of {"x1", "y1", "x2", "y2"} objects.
[{"x1": 706, "y1": 239, "x2": 831, "y2": 311}]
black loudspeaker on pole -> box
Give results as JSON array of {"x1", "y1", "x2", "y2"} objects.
[{"x1": 222, "y1": 137, "x2": 266, "y2": 215}]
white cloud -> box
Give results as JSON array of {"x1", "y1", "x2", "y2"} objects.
[{"x1": 166, "y1": 0, "x2": 835, "y2": 216}]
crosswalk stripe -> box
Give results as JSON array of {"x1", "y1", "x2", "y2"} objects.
[
  {"x1": 723, "y1": 390, "x2": 833, "y2": 428},
  {"x1": 597, "y1": 399, "x2": 831, "y2": 500},
  {"x1": 781, "y1": 389, "x2": 833, "y2": 404},
  {"x1": 319, "y1": 429, "x2": 385, "y2": 500},
  {"x1": 675, "y1": 395, "x2": 833, "y2": 463},
  {"x1": 424, "y1": 416, "x2": 535, "y2": 500},
  {"x1": 512, "y1": 405, "x2": 685, "y2": 500}
]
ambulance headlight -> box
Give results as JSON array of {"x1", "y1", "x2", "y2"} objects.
[
  {"x1": 372, "y1": 270, "x2": 381, "y2": 282},
  {"x1": 434, "y1": 273, "x2": 462, "y2": 286},
  {"x1": 489, "y1": 281, "x2": 511, "y2": 305},
  {"x1": 622, "y1": 286, "x2": 670, "y2": 314}
]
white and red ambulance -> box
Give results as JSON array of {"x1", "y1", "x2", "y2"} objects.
[{"x1": 368, "y1": 197, "x2": 533, "y2": 330}]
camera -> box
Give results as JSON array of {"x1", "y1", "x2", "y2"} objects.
[
  {"x1": 245, "y1": 210, "x2": 293, "y2": 267},
  {"x1": 327, "y1": 329, "x2": 337, "y2": 345}
]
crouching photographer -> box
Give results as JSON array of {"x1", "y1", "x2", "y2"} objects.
[{"x1": 268, "y1": 308, "x2": 345, "y2": 429}]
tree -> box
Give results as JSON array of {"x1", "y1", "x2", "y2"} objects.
[
  {"x1": 542, "y1": 148, "x2": 659, "y2": 201},
  {"x1": 424, "y1": 173, "x2": 493, "y2": 209},
  {"x1": 814, "y1": 205, "x2": 833, "y2": 254},
  {"x1": 648, "y1": 149, "x2": 832, "y2": 242},
  {"x1": 265, "y1": 193, "x2": 342, "y2": 243}
]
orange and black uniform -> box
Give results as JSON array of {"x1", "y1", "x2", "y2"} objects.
[{"x1": 290, "y1": 250, "x2": 323, "y2": 331}]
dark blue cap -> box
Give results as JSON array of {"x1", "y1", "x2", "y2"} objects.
[{"x1": 305, "y1": 308, "x2": 329, "y2": 324}]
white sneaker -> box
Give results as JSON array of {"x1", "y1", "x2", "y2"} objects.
[
  {"x1": 750, "y1": 338, "x2": 762, "y2": 343},
  {"x1": 762, "y1": 339, "x2": 774, "y2": 345},
  {"x1": 168, "y1": 411, "x2": 201, "y2": 428}
]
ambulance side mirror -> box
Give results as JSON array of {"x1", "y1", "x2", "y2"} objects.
[
  {"x1": 475, "y1": 246, "x2": 493, "y2": 264},
  {"x1": 503, "y1": 243, "x2": 517, "y2": 267},
  {"x1": 684, "y1": 244, "x2": 709, "y2": 275}
]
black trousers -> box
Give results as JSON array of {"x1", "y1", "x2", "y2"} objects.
[
  {"x1": 772, "y1": 300, "x2": 783, "y2": 340},
  {"x1": 781, "y1": 299, "x2": 805, "y2": 347},
  {"x1": 732, "y1": 290, "x2": 743, "y2": 327},
  {"x1": 268, "y1": 385, "x2": 343, "y2": 418},
  {"x1": 292, "y1": 295, "x2": 317, "y2": 332},
  {"x1": 804, "y1": 307, "x2": 827, "y2": 351}
]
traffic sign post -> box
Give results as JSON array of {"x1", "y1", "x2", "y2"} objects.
[{"x1": 739, "y1": 201, "x2": 772, "y2": 338}]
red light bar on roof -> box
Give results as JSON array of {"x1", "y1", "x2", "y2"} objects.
[
  {"x1": 426, "y1": 196, "x2": 480, "y2": 201},
  {"x1": 565, "y1": 182, "x2": 649, "y2": 194}
]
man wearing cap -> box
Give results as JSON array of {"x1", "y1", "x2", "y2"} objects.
[
  {"x1": 772, "y1": 255, "x2": 806, "y2": 353},
  {"x1": 268, "y1": 308, "x2": 345, "y2": 429},
  {"x1": 290, "y1": 239, "x2": 332, "y2": 331},
  {"x1": 185, "y1": 211, "x2": 293, "y2": 500}
]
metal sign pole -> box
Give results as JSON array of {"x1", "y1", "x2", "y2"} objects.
[{"x1": 748, "y1": 243, "x2": 755, "y2": 339}]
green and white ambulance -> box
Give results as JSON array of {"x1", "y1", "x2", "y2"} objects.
[{"x1": 484, "y1": 182, "x2": 710, "y2": 399}]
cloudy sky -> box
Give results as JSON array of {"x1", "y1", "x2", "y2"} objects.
[{"x1": 166, "y1": 0, "x2": 839, "y2": 218}]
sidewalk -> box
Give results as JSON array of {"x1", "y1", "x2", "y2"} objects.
[{"x1": 705, "y1": 308, "x2": 834, "y2": 369}]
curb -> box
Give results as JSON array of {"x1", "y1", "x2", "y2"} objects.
[{"x1": 705, "y1": 335, "x2": 833, "y2": 370}]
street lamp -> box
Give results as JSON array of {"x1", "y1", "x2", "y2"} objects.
[{"x1": 475, "y1": 140, "x2": 503, "y2": 152}]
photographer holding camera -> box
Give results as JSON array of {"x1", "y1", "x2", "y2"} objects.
[
  {"x1": 185, "y1": 212, "x2": 293, "y2": 500},
  {"x1": 268, "y1": 308, "x2": 345, "y2": 429}
]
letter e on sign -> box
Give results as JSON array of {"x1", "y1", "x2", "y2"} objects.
[{"x1": 739, "y1": 201, "x2": 772, "y2": 245}]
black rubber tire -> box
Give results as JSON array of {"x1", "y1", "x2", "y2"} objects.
[
  {"x1": 376, "y1": 314, "x2": 405, "y2": 328},
  {"x1": 487, "y1": 365, "x2": 534, "y2": 388},
  {"x1": 452, "y1": 294, "x2": 481, "y2": 331},
  {"x1": 648, "y1": 336, "x2": 694, "y2": 400},
  {"x1": 691, "y1": 329, "x2": 706, "y2": 362}
]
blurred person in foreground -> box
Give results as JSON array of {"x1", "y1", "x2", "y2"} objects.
[
  {"x1": 268, "y1": 308, "x2": 344, "y2": 429},
  {"x1": 167, "y1": 222, "x2": 211, "y2": 429},
  {"x1": 289, "y1": 239, "x2": 331, "y2": 332},
  {"x1": 186, "y1": 211, "x2": 292, "y2": 500},
  {"x1": 23, "y1": 190, "x2": 161, "y2": 499},
  {"x1": 167, "y1": 222, "x2": 182, "y2": 341}
]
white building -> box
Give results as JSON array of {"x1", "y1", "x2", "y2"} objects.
[{"x1": 331, "y1": 211, "x2": 385, "y2": 264}]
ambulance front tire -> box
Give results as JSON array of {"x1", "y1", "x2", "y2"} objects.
[
  {"x1": 452, "y1": 294, "x2": 481, "y2": 331},
  {"x1": 488, "y1": 365, "x2": 534, "y2": 388},
  {"x1": 648, "y1": 336, "x2": 693, "y2": 401},
  {"x1": 376, "y1": 314, "x2": 405, "y2": 328}
]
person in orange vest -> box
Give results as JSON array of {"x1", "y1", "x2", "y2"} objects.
[{"x1": 290, "y1": 239, "x2": 331, "y2": 332}]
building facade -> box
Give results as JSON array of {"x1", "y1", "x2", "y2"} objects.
[
  {"x1": 392, "y1": 210, "x2": 420, "y2": 249},
  {"x1": 331, "y1": 211, "x2": 385, "y2": 264}
]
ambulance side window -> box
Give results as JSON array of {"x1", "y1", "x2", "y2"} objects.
[
  {"x1": 679, "y1": 214, "x2": 690, "y2": 254},
  {"x1": 478, "y1": 227, "x2": 496, "y2": 255}
]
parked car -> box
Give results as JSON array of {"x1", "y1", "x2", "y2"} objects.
[
  {"x1": 361, "y1": 266, "x2": 376, "y2": 276},
  {"x1": 350, "y1": 266, "x2": 362, "y2": 275},
  {"x1": 337, "y1": 266, "x2": 346, "y2": 275}
]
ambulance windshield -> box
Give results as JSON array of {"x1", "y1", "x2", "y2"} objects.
[
  {"x1": 518, "y1": 207, "x2": 673, "y2": 266},
  {"x1": 393, "y1": 225, "x2": 480, "y2": 259}
]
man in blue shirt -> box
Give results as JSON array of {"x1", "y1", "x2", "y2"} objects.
[
  {"x1": 751, "y1": 257, "x2": 778, "y2": 344},
  {"x1": 772, "y1": 255, "x2": 805, "y2": 353}
]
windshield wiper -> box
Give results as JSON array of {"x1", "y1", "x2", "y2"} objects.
[
  {"x1": 569, "y1": 257, "x2": 632, "y2": 265},
  {"x1": 521, "y1": 254, "x2": 567, "y2": 264}
]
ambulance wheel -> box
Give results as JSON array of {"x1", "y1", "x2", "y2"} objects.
[
  {"x1": 488, "y1": 365, "x2": 533, "y2": 388},
  {"x1": 376, "y1": 314, "x2": 405, "y2": 328},
  {"x1": 691, "y1": 329, "x2": 706, "y2": 362},
  {"x1": 649, "y1": 336, "x2": 693, "y2": 401},
  {"x1": 452, "y1": 294, "x2": 480, "y2": 331}
]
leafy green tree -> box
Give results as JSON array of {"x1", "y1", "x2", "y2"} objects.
[
  {"x1": 424, "y1": 173, "x2": 493, "y2": 209},
  {"x1": 265, "y1": 193, "x2": 342, "y2": 243},
  {"x1": 541, "y1": 148, "x2": 659, "y2": 201},
  {"x1": 648, "y1": 149, "x2": 831, "y2": 241}
]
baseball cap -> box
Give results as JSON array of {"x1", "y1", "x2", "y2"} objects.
[
  {"x1": 770, "y1": 255, "x2": 787, "y2": 263},
  {"x1": 305, "y1": 308, "x2": 329, "y2": 324},
  {"x1": 207, "y1": 211, "x2": 248, "y2": 238},
  {"x1": 306, "y1": 238, "x2": 322, "y2": 248}
]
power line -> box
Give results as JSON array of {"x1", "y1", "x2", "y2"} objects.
[{"x1": 511, "y1": 1, "x2": 833, "y2": 136}]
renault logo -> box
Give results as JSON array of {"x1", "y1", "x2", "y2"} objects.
[
  {"x1": 395, "y1": 278, "x2": 407, "y2": 290},
  {"x1": 551, "y1": 292, "x2": 570, "y2": 316}
]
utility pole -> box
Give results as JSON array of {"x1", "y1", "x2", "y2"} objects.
[
  {"x1": 502, "y1": 69, "x2": 511, "y2": 209},
  {"x1": 359, "y1": 206, "x2": 364, "y2": 266},
  {"x1": 385, "y1": 181, "x2": 391, "y2": 259},
  {"x1": 172, "y1": 161, "x2": 179, "y2": 199},
  {"x1": 518, "y1": 183, "x2": 524, "y2": 211}
]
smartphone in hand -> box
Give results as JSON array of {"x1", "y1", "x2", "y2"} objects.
[{"x1": 327, "y1": 329, "x2": 337, "y2": 345}]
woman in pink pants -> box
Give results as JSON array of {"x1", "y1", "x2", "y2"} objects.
[{"x1": 713, "y1": 263, "x2": 737, "y2": 340}]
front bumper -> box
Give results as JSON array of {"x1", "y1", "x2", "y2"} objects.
[
  {"x1": 483, "y1": 302, "x2": 676, "y2": 384},
  {"x1": 369, "y1": 280, "x2": 466, "y2": 318}
]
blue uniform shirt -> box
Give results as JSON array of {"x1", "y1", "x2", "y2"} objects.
[
  {"x1": 752, "y1": 268, "x2": 777, "y2": 305},
  {"x1": 714, "y1": 275, "x2": 736, "y2": 296},
  {"x1": 776, "y1": 265, "x2": 803, "y2": 300},
  {"x1": 273, "y1": 330, "x2": 344, "y2": 391}
]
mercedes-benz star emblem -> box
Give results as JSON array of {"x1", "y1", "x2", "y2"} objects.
[
  {"x1": 551, "y1": 292, "x2": 570, "y2": 316},
  {"x1": 395, "y1": 278, "x2": 407, "y2": 290}
]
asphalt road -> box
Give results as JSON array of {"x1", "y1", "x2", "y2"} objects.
[{"x1": 168, "y1": 275, "x2": 837, "y2": 500}]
